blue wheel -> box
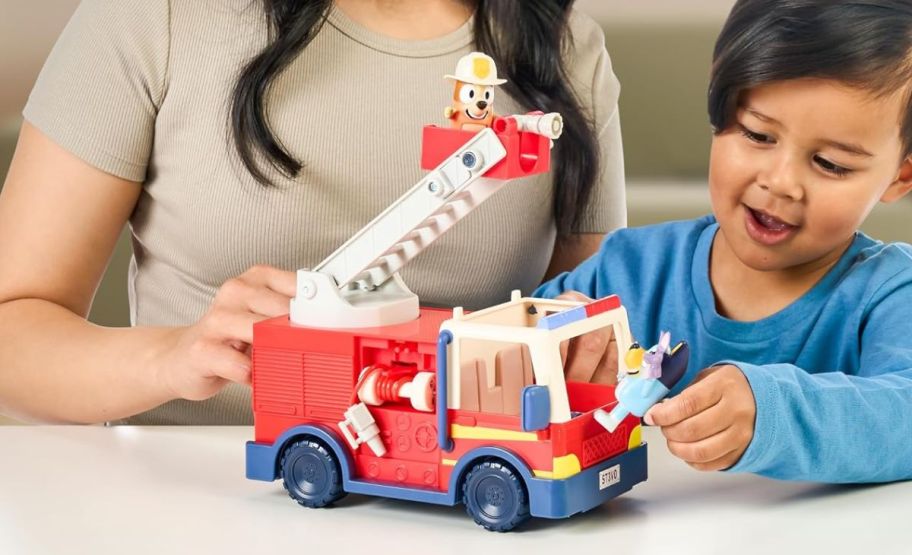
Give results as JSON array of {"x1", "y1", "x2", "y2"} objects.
[
  {"x1": 462, "y1": 459, "x2": 530, "y2": 532},
  {"x1": 280, "y1": 438, "x2": 346, "y2": 508}
]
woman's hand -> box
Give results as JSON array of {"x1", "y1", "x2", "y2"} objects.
[
  {"x1": 556, "y1": 291, "x2": 619, "y2": 385},
  {"x1": 155, "y1": 265, "x2": 296, "y2": 401},
  {"x1": 644, "y1": 364, "x2": 756, "y2": 471}
]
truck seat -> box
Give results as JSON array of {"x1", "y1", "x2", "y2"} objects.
[{"x1": 459, "y1": 344, "x2": 534, "y2": 415}]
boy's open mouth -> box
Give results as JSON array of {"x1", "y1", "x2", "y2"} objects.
[{"x1": 744, "y1": 205, "x2": 799, "y2": 245}]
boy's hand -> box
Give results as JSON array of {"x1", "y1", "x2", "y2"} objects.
[{"x1": 644, "y1": 364, "x2": 756, "y2": 471}]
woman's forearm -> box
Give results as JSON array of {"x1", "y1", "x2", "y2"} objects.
[{"x1": 0, "y1": 298, "x2": 179, "y2": 424}]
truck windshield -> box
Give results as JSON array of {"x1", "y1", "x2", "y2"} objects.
[
  {"x1": 558, "y1": 322, "x2": 621, "y2": 385},
  {"x1": 455, "y1": 320, "x2": 624, "y2": 421}
]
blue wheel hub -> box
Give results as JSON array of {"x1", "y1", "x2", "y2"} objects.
[
  {"x1": 463, "y1": 460, "x2": 530, "y2": 532},
  {"x1": 280, "y1": 438, "x2": 346, "y2": 508}
]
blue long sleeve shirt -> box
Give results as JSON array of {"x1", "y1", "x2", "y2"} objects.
[{"x1": 534, "y1": 216, "x2": 912, "y2": 483}]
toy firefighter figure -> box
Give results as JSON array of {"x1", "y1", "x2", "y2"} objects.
[{"x1": 444, "y1": 51, "x2": 507, "y2": 131}]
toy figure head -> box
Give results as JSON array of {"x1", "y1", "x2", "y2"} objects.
[
  {"x1": 623, "y1": 332, "x2": 674, "y2": 380},
  {"x1": 624, "y1": 342, "x2": 644, "y2": 377},
  {"x1": 445, "y1": 52, "x2": 507, "y2": 130},
  {"x1": 642, "y1": 331, "x2": 671, "y2": 380},
  {"x1": 453, "y1": 82, "x2": 495, "y2": 124}
]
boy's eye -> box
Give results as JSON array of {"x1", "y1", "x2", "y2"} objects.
[
  {"x1": 814, "y1": 155, "x2": 852, "y2": 177},
  {"x1": 739, "y1": 125, "x2": 774, "y2": 144}
]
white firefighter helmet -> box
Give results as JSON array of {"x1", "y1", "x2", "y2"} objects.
[{"x1": 444, "y1": 52, "x2": 507, "y2": 86}]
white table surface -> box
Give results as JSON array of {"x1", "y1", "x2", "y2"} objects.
[{"x1": 0, "y1": 425, "x2": 907, "y2": 555}]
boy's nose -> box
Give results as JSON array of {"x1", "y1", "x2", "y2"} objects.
[
  {"x1": 477, "y1": 101, "x2": 488, "y2": 110},
  {"x1": 759, "y1": 154, "x2": 805, "y2": 202}
]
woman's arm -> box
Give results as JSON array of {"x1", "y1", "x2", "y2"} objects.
[
  {"x1": 0, "y1": 122, "x2": 170, "y2": 422},
  {"x1": 0, "y1": 123, "x2": 293, "y2": 423},
  {"x1": 542, "y1": 232, "x2": 605, "y2": 281}
]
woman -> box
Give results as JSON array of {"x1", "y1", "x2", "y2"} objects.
[{"x1": 0, "y1": 0, "x2": 626, "y2": 424}]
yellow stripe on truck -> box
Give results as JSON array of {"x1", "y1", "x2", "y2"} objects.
[
  {"x1": 628, "y1": 425, "x2": 642, "y2": 450},
  {"x1": 450, "y1": 424, "x2": 538, "y2": 442},
  {"x1": 445, "y1": 426, "x2": 589, "y2": 480},
  {"x1": 533, "y1": 454, "x2": 581, "y2": 479}
]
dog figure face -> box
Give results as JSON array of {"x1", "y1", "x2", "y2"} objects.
[{"x1": 450, "y1": 81, "x2": 496, "y2": 130}]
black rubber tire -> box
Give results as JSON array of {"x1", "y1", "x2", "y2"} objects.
[
  {"x1": 462, "y1": 459, "x2": 531, "y2": 532},
  {"x1": 279, "y1": 438, "x2": 346, "y2": 508}
]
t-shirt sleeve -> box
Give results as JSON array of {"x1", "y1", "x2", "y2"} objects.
[
  {"x1": 725, "y1": 262, "x2": 912, "y2": 483},
  {"x1": 23, "y1": 0, "x2": 170, "y2": 182},
  {"x1": 565, "y1": 10, "x2": 627, "y2": 234}
]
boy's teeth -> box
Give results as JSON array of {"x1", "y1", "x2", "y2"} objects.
[{"x1": 754, "y1": 210, "x2": 791, "y2": 231}]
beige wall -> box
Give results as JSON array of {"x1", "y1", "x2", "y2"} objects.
[{"x1": 0, "y1": 0, "x2": 81, "y2": 118}]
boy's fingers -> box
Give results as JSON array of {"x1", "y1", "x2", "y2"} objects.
[
  {"x1": 666, "y1": 427, "x2": 741, "y2": 466},
  {"x1": 646, "y1": 380, "x2": 723, "y2": 427},
  {"x1": 658, "y1": 401, "x2": 730, "y2": 442},
  {"x1": 688, "y1": 452, "x2": 742, "y2": 472}
]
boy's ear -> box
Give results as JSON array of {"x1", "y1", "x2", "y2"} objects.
[{"x1": 882, "y1": 156, "x2": 912, "y2": 203}]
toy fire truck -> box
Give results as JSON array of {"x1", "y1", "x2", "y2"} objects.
[{"x1": 245, "y1": 111, "x2": 685, "y2": 531}]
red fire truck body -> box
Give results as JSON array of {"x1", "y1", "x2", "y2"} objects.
[{"x1": 245, "y1": 118, "x2": 650, "y2": 531}]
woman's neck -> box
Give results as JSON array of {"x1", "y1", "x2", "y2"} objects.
[
  {"x1": 332, "y1": 0, "x2": 475, "y2": 40},
  {"x1": 708, "y1": 231, "x2": 852, "y2": 322}
]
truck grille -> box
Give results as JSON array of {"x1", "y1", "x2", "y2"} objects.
[
  {"x1": 581, "y1": 423, "x2": 628, "y2": 467},
  {"x1": 253, "y1": 348, "x2": 303, "y2": 416},
  {"x1": 302, "y1": 352, "x2": 352, "y2": 420}
]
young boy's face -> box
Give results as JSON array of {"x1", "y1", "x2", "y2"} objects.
[{"x1": 708, "y1": 78, "x2": 912, "y2": 273}]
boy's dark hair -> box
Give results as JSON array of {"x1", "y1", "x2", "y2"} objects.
[{"x1": 709, "y1": 0, "x2": 912, "y2": 156}]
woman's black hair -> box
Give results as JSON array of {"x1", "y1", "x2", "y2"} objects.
[
  {"x1": 709, "y1": 0, "x2": 912, "y2": 156},
  {"x1": 230, "y1": 0, "x2": 600, "y2": 236}
]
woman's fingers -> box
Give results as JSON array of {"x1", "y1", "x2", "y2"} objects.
[
  {"x1": 201, "y1": 307, "x2": 262, "y2": 344},
  {"x1": 216, "y1": 266, "x2": 296, "y2": 315},
  {"x1": 242, "y1": 264, "x2": 297, "y2": 298},
  {"x1": 242, "y1": 286, "x2": 293, "y2": 318},
  {"x1": 555, "y1": 291, "x2": 593, "y2": 303},
  {"x1": 589, "y1": 331, "x2": 619, "y2": 385},
  {"x1": 554, "y1": 291, "x2": 619, "y2": 384},
  {"x1": 564, "y1": 326, "x2": 613, "y2": 383},
  {"x1": 206, "y1": 342, "x2": 253, "y2": 385}
]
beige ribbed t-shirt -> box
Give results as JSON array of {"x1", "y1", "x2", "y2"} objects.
[{"x1": 24, "y1": 0, "x2": 626, "y2": 424}]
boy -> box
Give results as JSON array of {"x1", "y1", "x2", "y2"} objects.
[{"x1": 535, "y1": 0, "x2": 912, "y2": 483}]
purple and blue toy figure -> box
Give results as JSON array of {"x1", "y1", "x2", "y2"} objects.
[{"x1": 594, "y1": 331, "x2": 690, "y2": 433}]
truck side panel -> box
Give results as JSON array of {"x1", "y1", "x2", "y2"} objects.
[
  {"x1": 352, "y1": 406, "x2": 443, "y2": 489},
  {"x1": 252, "y1": 322, "x2": 358, "y2": 444}
]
